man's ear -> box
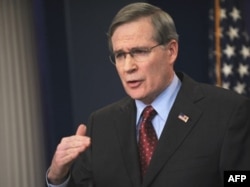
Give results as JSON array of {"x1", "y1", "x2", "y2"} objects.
[
  {"x1": 167, "y1": 40, "x2": 178, "y2": 63},
  {"x1": 168, "y1": 40, "x2": 178, "y2": 56}
]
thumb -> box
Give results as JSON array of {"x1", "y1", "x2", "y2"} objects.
[{"x1": 75, "y1": 124, "x2": 87, "y2": 136}]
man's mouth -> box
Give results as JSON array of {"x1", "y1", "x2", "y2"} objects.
[{"x1": 127, "y1": 80, "x2": 142, "y2": 88}]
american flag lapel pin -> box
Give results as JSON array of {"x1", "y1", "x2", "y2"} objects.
[{"x1": 178, "y1": 113, "x2": 189, "y2": 123}]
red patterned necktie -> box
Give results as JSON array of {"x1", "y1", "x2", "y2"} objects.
[{"x1": 138, "y1": 105, "x2": 158, "y2": 177}]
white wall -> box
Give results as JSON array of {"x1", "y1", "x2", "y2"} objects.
[{"x1": 0, "y1": 0, "x2": 46, "y2": 186}]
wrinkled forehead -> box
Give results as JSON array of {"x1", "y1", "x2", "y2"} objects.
[{"x1": 111, "y1": 18, "x2": 156, "y2": 50}]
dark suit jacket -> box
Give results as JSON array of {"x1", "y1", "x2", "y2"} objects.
[{"x1": 68, "y1": 72, "x2": 250, "y2": 187}]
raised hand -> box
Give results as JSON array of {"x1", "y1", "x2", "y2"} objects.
[{"x1": 48, "y1": 124, "x2": 91, "y2": 184}]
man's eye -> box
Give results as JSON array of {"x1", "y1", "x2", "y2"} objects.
[
  {"x1": 115, "y1": 53, "x2": 125, "y2": 59},
  {"x1": 132, "y1": 49, "x2": 148, "y2": 55}
]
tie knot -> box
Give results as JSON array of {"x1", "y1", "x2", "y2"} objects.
[{"x1": 142, "y1": 105, "x2": 157, "y2": 122}]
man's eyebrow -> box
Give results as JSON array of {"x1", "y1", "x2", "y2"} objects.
[
  {"x1": 113, "y1": 46, "x2": 148, "y2": 53},
  {"x1": 113, "y1": 49, "x2": 125, "y2": 54}
]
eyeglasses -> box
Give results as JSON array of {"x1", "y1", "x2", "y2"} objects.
[{"x1": 109, "y1": 44, "x2": 162, "y2": 65}]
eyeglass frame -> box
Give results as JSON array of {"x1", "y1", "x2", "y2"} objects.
[{"x1": 109, "y1": 43, "x2": 162, "y2": 65}]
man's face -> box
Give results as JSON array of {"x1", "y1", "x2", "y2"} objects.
[{"x1": 111, "y1": 17, "x2": 178, "y2": 104}]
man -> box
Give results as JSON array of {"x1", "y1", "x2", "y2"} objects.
[{"x1": 47, "y1": 2, "x2": 250, "y2": 187}]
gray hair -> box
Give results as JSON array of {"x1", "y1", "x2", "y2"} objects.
[{"x1": 107, "y1": 2, "x2": 179, "y2": 52}]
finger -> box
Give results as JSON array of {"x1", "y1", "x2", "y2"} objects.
[
  {"x1": 56, "y1": 143, "x2": 90, "y2": 165},
  {"x1": 58, "y1": 136, "x2": 91, "y2": 150},
  {"x1": 76, "y1": 124, "x2": 86, "y2": 136}
]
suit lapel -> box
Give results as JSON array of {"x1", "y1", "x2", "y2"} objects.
[
  {"x1": 143, "y1": 73, "x2": 205, "y2": 187},
  {"x1": 113, "y1": 98, "x2": 142, "y2": 187}
]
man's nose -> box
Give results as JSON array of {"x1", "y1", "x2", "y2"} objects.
[{"x1": 123, "y1": 54, "x2": 137, "y2": 72}]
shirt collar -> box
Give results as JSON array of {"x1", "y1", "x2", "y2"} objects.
[{"x1": 135, "y1": 73, "x2": 181, "y2": 123}]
